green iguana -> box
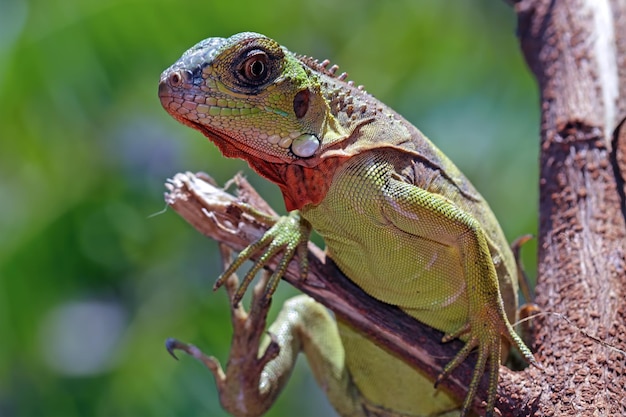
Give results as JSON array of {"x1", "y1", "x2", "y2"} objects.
[{"x1": 158, "y1": 32, "x2": 536, "y2": 417}]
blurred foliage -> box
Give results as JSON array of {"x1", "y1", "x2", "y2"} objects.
[{"x1": 0, "y1": 0, "x2": 538, "y2": 416}]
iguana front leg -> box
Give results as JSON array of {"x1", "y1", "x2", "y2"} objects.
[
  {"x1": 213, "y1": 210, "x2": 311, "y2": 305},
  {"x1": 167, "y1": 244, "x2": 363, "y2": 417},
  {"x1": 381, "y1": 178, "x2": 536, "y2": 416}
]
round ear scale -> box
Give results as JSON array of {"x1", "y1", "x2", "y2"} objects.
[{"x1": 291, "y1": 134, "x2": 319, "y2": 158}]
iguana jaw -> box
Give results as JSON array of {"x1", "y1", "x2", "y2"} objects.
[{"x1": 158, "y1": 93, "x2": 285, "y2": 165}]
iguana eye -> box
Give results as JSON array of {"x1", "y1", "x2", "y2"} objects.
[{"x1": 238, "y1": 50, "x2": 270, "y2": 85}]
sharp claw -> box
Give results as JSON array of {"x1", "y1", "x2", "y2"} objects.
[
  {"x1": 165, "y1": 337, "x2": 184, "y2": 360},
  {"x1": 433, "y1": 375, "x2": 443, "y2": 389},
  {"x1": 258, "y1": 331, "x2": 280, "y2": 367},
  {"x1": 213, "y1": 272, "x2": 229, "y2": 291},
  {"x1": 233, "y1": 277, "x2": 254, "y2": 306},
  {"x1": 232, "y1": 293, "x2": 244, "y2": 307},
  {"x1": 511, "y1": 233, "x2": 533, "y2": 249}
]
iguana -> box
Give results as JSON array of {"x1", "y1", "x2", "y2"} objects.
[{"x1": 158, "y1": 32, "x2": 536, "y2": 417}]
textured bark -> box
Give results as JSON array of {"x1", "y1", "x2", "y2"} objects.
[
  {"x1": 512, "y1": 0, "x2": 626, "y2": 415},
  {"x1": 165, "y1": 1, "x2": 626, "y2": 414}
]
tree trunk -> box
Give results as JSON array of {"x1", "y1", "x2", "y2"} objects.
[{"x1": 512, "y1": 0, "x2": 626, "y2": 414}]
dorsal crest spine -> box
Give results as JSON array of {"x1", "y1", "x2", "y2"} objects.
[{"x1": 298, "y1": 55, "x2": 367, "y2": 91}]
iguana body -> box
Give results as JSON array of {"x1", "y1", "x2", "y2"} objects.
[{"x1": 159, "y1": 32, "x2": 535, "y2": 417}]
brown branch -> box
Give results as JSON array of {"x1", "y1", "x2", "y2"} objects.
[{"x1": 514, "y1": 0, "x2": 626, "y2": 415}]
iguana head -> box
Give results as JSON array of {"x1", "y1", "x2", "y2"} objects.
[
  {"x1": 159, "y1": 32, "x2": 350, "y2": 165},
  {"x1": 159, "y1": 32, "x2": 411, "y2": 209}
]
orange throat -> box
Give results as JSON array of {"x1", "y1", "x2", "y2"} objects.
[{"x1": 253, "y1": 157, "x2": 345, "y2": 211}]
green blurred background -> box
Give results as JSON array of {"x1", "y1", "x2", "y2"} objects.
[{"x1": 0, "y1": 0, "x2": 538, "y2": 416}]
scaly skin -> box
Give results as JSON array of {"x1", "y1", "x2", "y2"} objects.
[{"x1": 159, "y1": 32, "x2": 536, "y2": 417}]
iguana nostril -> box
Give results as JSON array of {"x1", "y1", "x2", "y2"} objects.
[{"x1": 169, "y1": 71, "x2": 183, "y2": 87}]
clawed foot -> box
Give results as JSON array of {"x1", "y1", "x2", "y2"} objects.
[
  {"x1": 165, "y1": 244, "x2": 283, "y2": 417},
  {"x1": 435, "y1": 310, "x2": 538, "y2": 417},
  {"x1": 213, "y1": 210, "x2": 311, "y2": 306}
]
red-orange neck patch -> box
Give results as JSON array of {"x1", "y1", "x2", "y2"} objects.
[{"x1": 252, "y1": 157, "x2": 345, "y2": 211}]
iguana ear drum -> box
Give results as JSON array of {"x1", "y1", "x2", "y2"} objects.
[{"x1": 293, "y1": 89, "x2": 310, "y2": 118}]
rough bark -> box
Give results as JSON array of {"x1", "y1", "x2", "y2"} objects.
[
  {"x1": 164, "y1": 0, "x2": 626, "y2": 414},
  {"x1": 513, "y1": 0, "x2": 626, "y2": 415}
]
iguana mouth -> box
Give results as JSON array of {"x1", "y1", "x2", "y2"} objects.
[
  {"x1": 186, "y1": 120, "x2": 240, "y2": 152},
  {"x1": 188, "y1": 121, "x2": 228, "y2": 144},
  {"x1": 184, "y1": 117, "x2": 292, "y2": 165}
]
